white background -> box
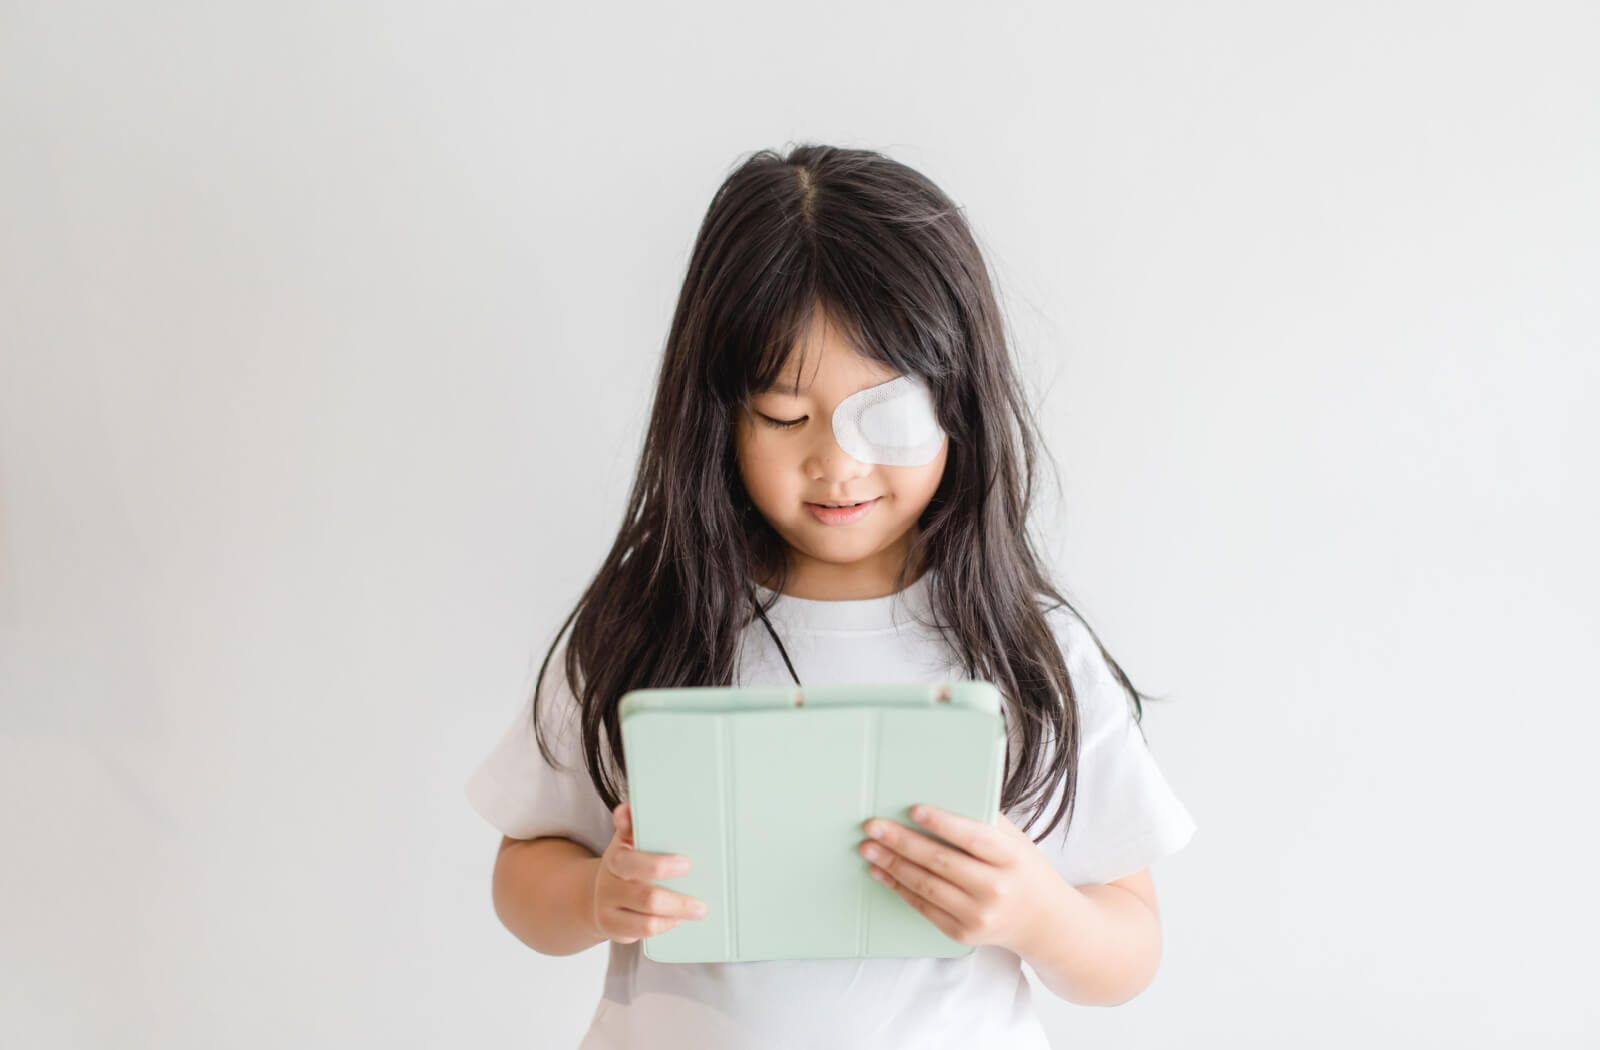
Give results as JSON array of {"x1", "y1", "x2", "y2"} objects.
[{"x1": 3, "y1": 1, "x2": 1596, "y2": 1046}]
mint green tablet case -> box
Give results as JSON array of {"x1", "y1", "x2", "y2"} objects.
[{"x1": 618, "y1": 681, "x2": 1005, "y2": 964}]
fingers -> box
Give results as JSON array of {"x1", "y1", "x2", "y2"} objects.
[
  {"x1": 608, "y1": 803, "x2": 690, "y2": 880},
  {"x1": 597, "y1": 888, "x2": 708, "y2": 943},
  {"x1": 609, "y1": 842, "x2": 693, "y2": 883},
  {"x1": 594, "y1": 869, "x2": 709, "y2": 941},
  {"x1": 613, "y1": 802, "x2": 633, "y2": 847},
  {"x1": 610, "y1": 805, "x2": 691, "y2": 879},
  {"x1": 603, "y1": 909, "x2": 687, "y2": 943},
  {"x1": 620, "y1": 881, "x2": 708, "y2": 921},
  {"x1": 597, "y1": 802, "x2": 708, "y2": 944},
  {"x1": 901, "y1": 804, "x2": 1015, "y2": 867}
]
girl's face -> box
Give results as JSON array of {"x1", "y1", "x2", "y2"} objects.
[{"x1": 734, "y1": 306, "x2": 948, "y2": 601}]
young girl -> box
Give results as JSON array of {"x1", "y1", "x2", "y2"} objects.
[{"x1": 465, "y1": 143, "x2": 1197, "y2": 1049}]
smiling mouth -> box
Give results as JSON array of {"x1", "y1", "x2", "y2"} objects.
[{"x1": 804, "y1": 497, "x2": 881, "y2": 525}]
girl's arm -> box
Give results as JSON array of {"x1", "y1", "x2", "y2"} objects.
[
  {"x1": 491, "y1": 835, "x2": 607, "y2": 956},
  {"x1": 1016, "y1": 867, "x2": 1163, "y2": 1006}
]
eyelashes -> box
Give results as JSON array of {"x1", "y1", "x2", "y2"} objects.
[{"x1": 752, "y1": 375, "x2": 908, "y2": 432}]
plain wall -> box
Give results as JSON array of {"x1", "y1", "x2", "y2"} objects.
[{"x1": 2, "y1": 1, "x2": 1596, "y2": 1046}]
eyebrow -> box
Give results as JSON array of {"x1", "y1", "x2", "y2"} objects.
[{"x1": 753, "y1": 373, "x2": 900, "y2": 398}]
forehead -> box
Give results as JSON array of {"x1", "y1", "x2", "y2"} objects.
[{"x1": 754, "y1": 342, "x2": 901, "y2": 397}]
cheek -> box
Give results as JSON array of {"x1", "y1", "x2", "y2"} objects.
[
  {"x1": 735, "y1": 433, "x2": 785, "y2": 500},
  {"x1": 887, "y1": 444, "x2": 947, "y2": 500}
]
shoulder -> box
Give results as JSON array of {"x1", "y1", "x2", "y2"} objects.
[
  {"x1": 1038, "y1": 599, "x2": 1087, "y2": 648},
  {"x1": 531, "y1": 636, "x2": 579, "y2": 723},
  {"x1": 517, "y1": 633, "x2": 596, "y2": 769},
  {"x1": 1037, "y1": 598, "x2": 1137, "y2": 727},
  {"x1": 1038, "y1": 599, "x2": 1101, "y2": 685}
]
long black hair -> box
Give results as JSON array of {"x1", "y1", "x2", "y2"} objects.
[{"x1": 529, "y1": 143, "x2": 1160, "y2": 845}]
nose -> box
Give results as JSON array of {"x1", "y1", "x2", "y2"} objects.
[{"x1": 803, "y1": 425, "x2": 871, "y2": 484}]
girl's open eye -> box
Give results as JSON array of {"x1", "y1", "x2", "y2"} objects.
[{"x1": 758, "y1": 413, "x2": 807, "y2": 430}]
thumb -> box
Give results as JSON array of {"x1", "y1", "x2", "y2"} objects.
[{"x1": 614, "y1": 802, "x2": 634, "y2": 846}]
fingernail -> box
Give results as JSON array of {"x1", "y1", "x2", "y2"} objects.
[{"x1": 692, "y1": 902, "x2": 707, "y2": 917}]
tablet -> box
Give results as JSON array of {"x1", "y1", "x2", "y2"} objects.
[{"x1": 618, "y1": 680, "x2": 1006, "y2": 963}]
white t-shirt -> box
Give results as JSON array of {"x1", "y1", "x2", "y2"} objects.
[{"x1": 465, "y1": 571, "x2": 1197, "y2": 1049}]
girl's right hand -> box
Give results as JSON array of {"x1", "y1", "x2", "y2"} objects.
[{"x1": 591, "y1": 802, "x2": 709, "y2": 944}]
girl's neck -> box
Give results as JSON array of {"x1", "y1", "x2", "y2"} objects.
[{"x1": 757, "y1": 537, "x2": 928, "y2": 601}]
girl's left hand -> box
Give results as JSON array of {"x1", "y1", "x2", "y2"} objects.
[{"x1": 858, "y1": 804, "x2": 1068, "y2": 956}]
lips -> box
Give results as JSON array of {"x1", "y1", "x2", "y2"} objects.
[{"x1": 805, "y1": 497, "x2": 880, "y2": 525}]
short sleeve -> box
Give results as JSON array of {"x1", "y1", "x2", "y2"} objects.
[
  {"x1": 463, "y1": 640, "x2": 618, "y2": 857},
  {"x1": 1003, "y1": 606, "x2": 1197, "y2": 886}
]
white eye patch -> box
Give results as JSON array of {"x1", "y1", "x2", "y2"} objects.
[{"x1": 832, "y1": 376, "x2": 945, "y2": 466}]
